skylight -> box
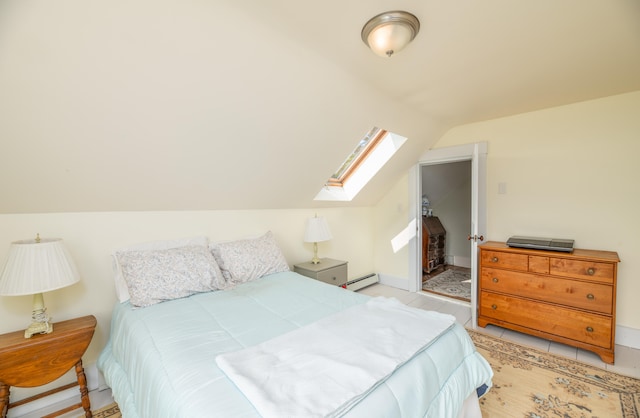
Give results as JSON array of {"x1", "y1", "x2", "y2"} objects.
[{"x1": 314, "y1": 127, "x2": 407, "y2": 201}]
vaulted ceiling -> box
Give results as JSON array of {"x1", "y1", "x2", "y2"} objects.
[{"x1": 1, "y1": 0, "x2": 639, "y2": 213}]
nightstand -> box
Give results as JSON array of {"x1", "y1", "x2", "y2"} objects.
[
  {"x1": 294, "y1": 258, "x2": 348, "y2": 287},
  {"x1": 0, "y1": 315, "x2": 97, "y2": 418}
]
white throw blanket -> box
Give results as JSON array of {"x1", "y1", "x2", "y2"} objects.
[{"x1": 216, "y1": 297, "x2": 456, "y2": 418}]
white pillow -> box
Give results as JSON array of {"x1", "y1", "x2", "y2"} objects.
[
  {"x1": 112, "y1": 236, "x2": 209, "y2": 303},
  {"x1": 116, "y1": 245, "x2": 226, "y2": 308},
  {"x1": 209, "y1": 231, "x2": 289, "y2": 284}
]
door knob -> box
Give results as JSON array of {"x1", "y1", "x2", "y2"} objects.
[{"x1": 467, "y1": 234, "x2": 484, "y2": 242}]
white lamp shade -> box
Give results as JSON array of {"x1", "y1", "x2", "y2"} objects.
[
  {"x1": 0, "y1": 238, "x2": 80, "y2": 296},
  {"x1": 304, "y1": 217, "x2": 333, "y2": 243}
]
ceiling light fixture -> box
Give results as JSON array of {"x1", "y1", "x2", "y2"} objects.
[{"x1": 361, "y1": 10, "x2": 420, "y2": 58}]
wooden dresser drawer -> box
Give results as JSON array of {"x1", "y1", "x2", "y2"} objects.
[
  {"x1": 480, "y1": 291, "x2": 612, "y2": 349},
  {"x1": 481, "y1": 250, "x2": 528, "y2": 271},
  {"x1": 550, "y1": 258, "x2": 615, "y2": 284},
  {"x1": 480, "y1": 268, "x2": 613, "y2": 314},
  {"x1": 528, "y1": 255, "x2": 549, "y2": 274}
]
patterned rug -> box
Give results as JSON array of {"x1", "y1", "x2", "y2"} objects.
[
  {"x1": 87, "y1": 331, "x2": 640, "y2": 418},
  {"x1": 469, "y1": 329, "x2": 640, "y2": 418},
  {"x1": 422, "y1": 268, "x2": 471, "y2": 300},
  {"x1": 88, "y1": 403, "x2": 121, "y2": 418}
]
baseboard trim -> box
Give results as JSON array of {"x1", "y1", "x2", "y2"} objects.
[
  {"x1": 616, "y1": 324, "x2": 640, "y2": 350},
  {"x1": 452, "y1": 256, "x2": 471, "y2": 268},
  {"x1": 377, "y1": 273, "x2": 409, "y2": 290}
]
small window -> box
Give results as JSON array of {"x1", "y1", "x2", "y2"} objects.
[
  {"x1": 327, "y1": 127, "x2": 386, "y2": 187},
  {"x1": 315, "y1": 127, "x2": 407, "y2": 201}
]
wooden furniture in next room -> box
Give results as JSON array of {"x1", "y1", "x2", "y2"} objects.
[
  {"x1": 478, "y1": 242, "x2": 619, "y2": 364},
  {"x1": 422, "y1": 216, "x2": 446, "y2": 273},
  {"x1": 0, "y1": 315, "x2": 97, "y2": 418},
  {"x1": 294, "y1": 258, "x2": 348, "y2": 287}
]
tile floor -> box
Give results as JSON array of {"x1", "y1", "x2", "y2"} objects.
[{"x1": 359, "y1": 282, "x2": 640, "y2": 379}]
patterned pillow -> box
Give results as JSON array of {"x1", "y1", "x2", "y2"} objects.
[
  {"x1": 116, "y1": 245, "x2": 228, "y2": 307},
  {"x1": 210, "y1": 231, "x2": 290, "y2": 284},
  {"x1": 112, "y1": 236, "x2": 209, "y2": 303}
]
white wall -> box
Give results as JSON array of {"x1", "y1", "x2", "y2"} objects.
[
  {"x1": 0, "y1": 207, "x2": 374, "y2": 401},
  {"x1": 423, "y1": 161, "x2": 472, "y2": 265},
  {"x1": 432, "y1": 177, "x2": 472, "y2": 266},
  {"x1": 433, "y1": 91, "x2": 640, "y2": 330}
]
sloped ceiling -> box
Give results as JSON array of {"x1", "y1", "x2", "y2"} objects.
[{"x1": 1, "y1": 0, "x2": 639, "y2": 213}]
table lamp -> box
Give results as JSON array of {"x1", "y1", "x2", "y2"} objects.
[
  {"x1": 0, "y1": 234, "x2": 80, "y2": 338},
  {"x1": 303, "y1": 215, "x2": 332, "y2": 264}
]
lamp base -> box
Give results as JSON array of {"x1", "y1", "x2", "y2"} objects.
[
  {"x1": 311, "y1": 242, "x2": 322, "y2": 264},
  {"x1": 25, "y1": 320, "x2": 53, "y2": 338},
  {"x1": 24, "y1": 293, "x2": 53, "y2": 338}
]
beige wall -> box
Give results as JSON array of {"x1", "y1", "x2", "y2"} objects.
[
  {"x1": 373, "y1": 172, "x2": 411, "y2": 281},
  {"x1": 0, "y1": 208, "x2": 374, "y2": 399},
  {"x1": 0, "y1": 0, "x2": 437, "y2": 214},
  {"x1": 434, "y1": 91, "x2": 640, "y2": 330}
]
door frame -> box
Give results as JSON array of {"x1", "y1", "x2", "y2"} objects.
[{"x1": 409, "y1": 142, "x2": 487, "y2": 328}]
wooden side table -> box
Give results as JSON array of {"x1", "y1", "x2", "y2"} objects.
[
  {"x1": 0, "y1": 315, "x2": 96, "y2": 418},
  {"x1": 294, "y1": 258, "x2": 348, "y2": 287}
]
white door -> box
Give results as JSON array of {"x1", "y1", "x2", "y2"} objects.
[{"x1": 411, "y1": 142, "x2": 487, "y2": 328}]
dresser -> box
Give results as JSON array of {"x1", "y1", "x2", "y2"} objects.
[
  {"x1": 294, "y1": 258, "x2": 348, "y2": 287},
  {"x1": 422, "y1": 216, "x2": 446, "y2": 273},
  {"x1": 478, "y1": 242, "x2": 619, "y2": 364}
]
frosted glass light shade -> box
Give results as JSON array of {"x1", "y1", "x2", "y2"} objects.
[
  {"x1": 362, "y1": 11, "x2": 420, "y2": 58},
  {"x1": 0, "y1": 237, "x2": 80, "y2": 296},
  {"x1": 304, "y1": 217, "x2": 333, "y2": 243}
]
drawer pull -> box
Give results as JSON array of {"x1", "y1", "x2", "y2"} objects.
[
  {"x1": 586, "y1": 293, "x2": 595, "y2": 300},
  {"x1": 586, "y1": 326, "x2": 594, "y2": 333},
  {"x1": 491, "y1": 304, "x2": 497, "y2": 310},
  {"x1": 332, "y1": 277, "x2": 336, "y2": 281},
  {"x1": 492, "y1": 277, "x2": 499, "y2": 283},
  {"x1": 491, "y1": 257, "x2": 499, "y2": 263},
  {"x1": 587, "y1": 267, "x2": 595, "y2": 275}
]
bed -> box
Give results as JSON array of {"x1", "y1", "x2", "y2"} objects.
[{"x1": 98, "y1": 233, "x2": 493, "y2": 418}]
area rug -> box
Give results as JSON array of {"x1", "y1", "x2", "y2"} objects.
[
  {"x1": 85, "y1": 331, "x2": 640, "y2": 418},
  {"x1": 469, "y1": 329, "x2": 640, "y2": 418},
  {"x1": 423, "y1": 268, "x2": 471, "y2": 300},
  {"x1": 88, "y1": 403, "x2": 121, "y2": 418}
]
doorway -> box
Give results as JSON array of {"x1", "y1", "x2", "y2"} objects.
[
  {"x1": 420, "y1": 160, "x2": 472, "y2": 302},
  {"x1": 409, "y1": 142, "x2": 487, "y2": 329}
]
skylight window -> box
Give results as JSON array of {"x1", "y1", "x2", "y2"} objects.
[{"x1": 315, "y1": 127, "x2": 407, "y2": 201}]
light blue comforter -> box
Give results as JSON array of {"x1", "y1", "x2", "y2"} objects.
[{"x1": 98, "y1": 272, "x2": 492, "y2": 417}]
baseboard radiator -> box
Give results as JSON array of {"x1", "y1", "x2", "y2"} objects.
[{"x1": 345, "y1": 273, "x2": 379, "y2": 291}]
